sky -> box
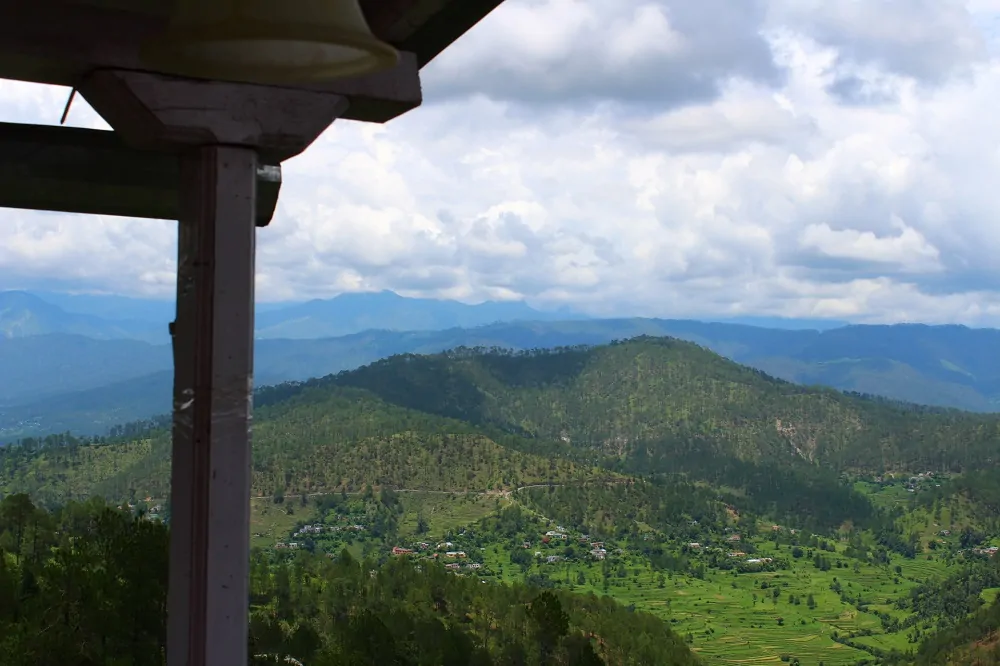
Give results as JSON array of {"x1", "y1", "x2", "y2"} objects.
[{"x1": 3, "y1": 0, "x2": 1000, "y2": 325}]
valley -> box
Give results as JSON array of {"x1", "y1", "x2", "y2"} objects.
[{"x1": 3, "y1": 338, "x2": 1000, "y2": 664}]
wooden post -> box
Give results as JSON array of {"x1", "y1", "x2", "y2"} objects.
[{"x1": 168, "y1": 145, "x2": 257, "y2": 666}]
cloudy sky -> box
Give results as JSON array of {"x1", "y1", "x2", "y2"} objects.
[{"x1": 3, "y1": 0, "x2": 1000, "y2": 325}]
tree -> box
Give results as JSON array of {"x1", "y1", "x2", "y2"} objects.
[{"x1": 528, "y1": 591, "x2": 569, "y2": 660}]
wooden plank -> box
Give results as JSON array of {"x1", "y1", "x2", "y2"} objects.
[{"x1": 0, "y1": 122, "x2": 280, "y2": 226}]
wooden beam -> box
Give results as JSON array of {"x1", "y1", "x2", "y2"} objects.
[
  {"x1": 78, "y1": 70, "x2": 352, "y2": 164},
  {"x1": 0, "y1": 122, "x2": 280, "y2": 226},
  {"x1": 169, "y1": 145, "x2": 256, "y2": 666}
]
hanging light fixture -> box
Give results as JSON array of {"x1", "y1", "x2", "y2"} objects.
[{"x1": 141, "y1": 0, "x2": 399, "y2": 85}]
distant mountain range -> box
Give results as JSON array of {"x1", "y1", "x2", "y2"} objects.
[
  {"x1": 0, "y1": 291, "x2": 166, "y2": 343},
  {"x1": 2, "y1": 304, "x2": 1000, "y2": 438},
  {"x1": 0, "y1": 290, "x2": 584, "y2": 344}
]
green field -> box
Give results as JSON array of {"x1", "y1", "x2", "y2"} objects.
[
  {"x1": 479, "y1": 542, "x2": 944, "y2": 664},
  {"x1": 396, "y1": 491, "x2": 502, "y2": 537},
  {"x1": 239, "y1": 475, "x2": 1000, "y2": 665},
  {"x1": 250, "y1": 496, "x2": 305, "y2": 549}
]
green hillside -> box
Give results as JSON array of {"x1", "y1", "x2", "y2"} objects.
[
  {"x1": 0, "y1": 387, "x2": 600, "y2": 506},
  {"x1": 332, "y1": 338, "x2": 1000, "y2": 472},
  {"x1": 5, "y1": 337, "x2": 999, "y2": 533},
  {"x1": 3, "y1": 338, "x2": 1000, "y2": 664}
]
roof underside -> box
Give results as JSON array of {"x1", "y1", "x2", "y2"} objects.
[
  {"x1": 0, "y1": 0, "x2": 503, "y2": 222},
  {"x1": 0, "y1": 0, "x2": 504, "y2": 122}
]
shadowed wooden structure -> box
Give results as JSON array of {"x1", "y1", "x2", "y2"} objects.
[{"x1": 0, "y1": 1, "x2": 504, "y2": 664}]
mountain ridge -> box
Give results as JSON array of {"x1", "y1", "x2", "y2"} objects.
[{"x1": 6, "y1": 316, "x2": 1000, "y2": 439}]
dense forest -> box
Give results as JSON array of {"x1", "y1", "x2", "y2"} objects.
[
  {"x1": 0, "y1": 494, "x2": 698, "y2": 665},
  {"x1": 332, "y1": 339, "x2": 1000, "y2": 472},
  {"x1": 7, "y1": 339, "x2": 999, "y2": 507}
]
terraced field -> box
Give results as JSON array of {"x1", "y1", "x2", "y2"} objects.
[
  {"x1": 480, "y1": 531, "x2": 952, "y2": 665},
  {"x1": 265, "y1": 485, "x2": 982, "y2": 665}
]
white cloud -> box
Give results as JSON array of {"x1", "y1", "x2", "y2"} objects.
[{"x1": 3, "y1": 1, "x2": 1000, "y2": 325}]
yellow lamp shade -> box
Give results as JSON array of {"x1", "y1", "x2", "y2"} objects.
[{"x1": 141, "y1": 0, "x2": 399, "y2": 84}]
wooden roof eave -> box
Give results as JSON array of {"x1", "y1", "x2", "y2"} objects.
[{"x1": 0, "y1": 121, "x2": 281, "y2": 226}]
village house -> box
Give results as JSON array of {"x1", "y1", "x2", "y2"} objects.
[
  {"x1": 545, "y1": 555, "x2": 561, "y2": 564},
  {"x1": 295, "y1": 524, "x2": 324, "y2": 536},
  {"x1": 590, "y1": 548, "x2": 607, "y2": 561},
  {"x1": 391, "y1": 547, "x2": 414, "y2": 556},
  {"x1": 445, "y1": 551, "x2": 467, "y2": 559},
  {"x1": 687, "y1": 542, "x2": 701, "y2": 549},
  {"x1": 727, "y1": 534, "x2": 742, "y2": 542},
  {"x1": 746, "y1": 557, "x2": 773, "y2": 565}
]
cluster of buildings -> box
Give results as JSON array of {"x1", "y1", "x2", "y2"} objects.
[
  {"x1": 274, "y1": 522, "x2": 367, "y2": 551},
  {"x1": 745, "y1": 557, "x2": 774, "y2": 565},
  {"x1": 390, "y1": 542, "x2": 469, "y2": 560},
  {"x1": 292, "y1": 523, "x2": 365, "y2": 537},
  {"x1": 388, "y1": 541, "x2": 483, "y2": 575},
  {"x1": 969, "y1": 546, "x2": 999, "y2": 557},
  {"x1": 444, "y1": 562, "x2": 482, "y2": 571},
  {"x1": 536, "y1": 527, "x2": 611, "y2": 561}
]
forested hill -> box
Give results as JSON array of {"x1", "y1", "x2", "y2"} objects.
[
  {"x1": 0, "y1": 386, "x2": 600, "y2": 507},
  {"x1": 310, "y1": 337, "x2": 1000, "y2": 474},
  {"x1": 3, "y1": 336, "x2": 999, "y2": 519}
]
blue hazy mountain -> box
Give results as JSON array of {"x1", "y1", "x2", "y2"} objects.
[
  {"x1": 27, "y1": 290, "x2": 176, "y2": 323},
  {"x1": 715, "y1": 316, "x2": 849, "y2": 330},
  {"x1": 0, "y1": 291, "x2": 167, "y2": 343},
  {"x1": 0, "y1": 333, "x2": 171, "y2": 405},
  {"x1": 251, "y1": 290, "x2": 588, "y2": 339},
  {"x1": 3, "y1": 318, "x2": 1000, "y2": 439},
  {"x1": 6, "y1": 289, "x2": 587, "y2": 342}
]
